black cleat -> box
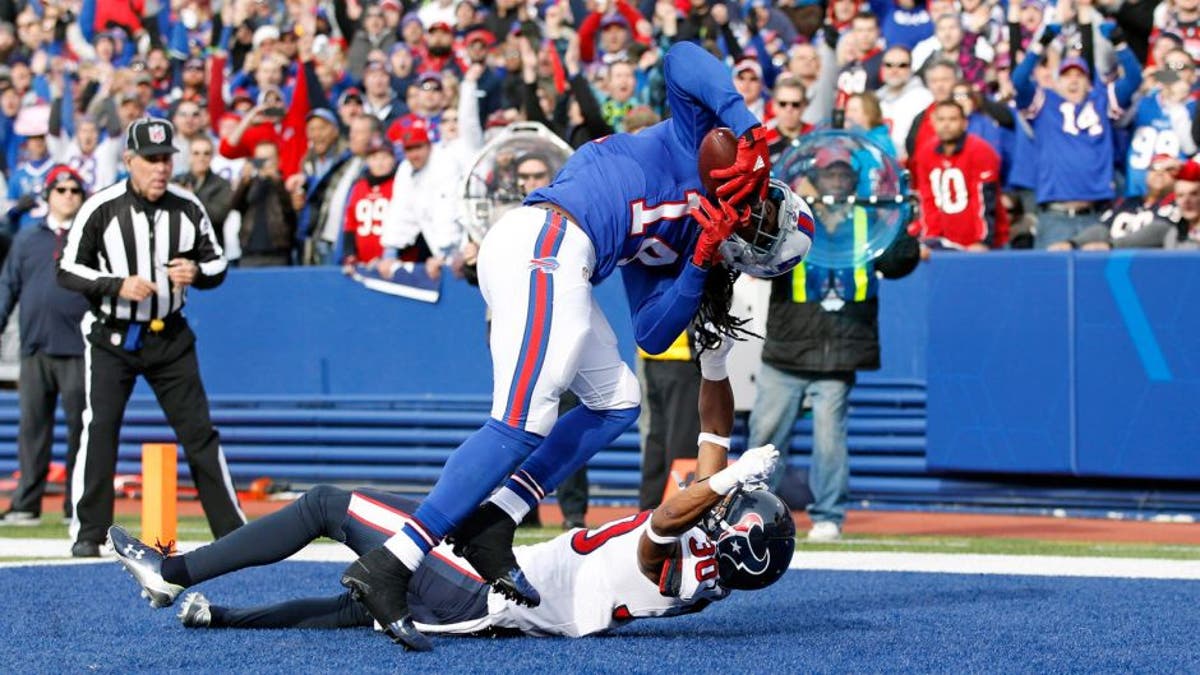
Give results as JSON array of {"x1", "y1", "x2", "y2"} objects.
[
  {"x1": 340, "y1": 547, "x2": 432, "y2": 652},
  {"x1": 71, "y1": 540, "x2": 101, "y2": 558},
  {"x1": 108, "y1": 525, "x2": 184, "y2": 608},
  {"x1": 448, "y1": 504, "x2": 541, "y2": 607}
]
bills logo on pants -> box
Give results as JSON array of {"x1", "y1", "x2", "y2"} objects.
[{"x1": 478, "y1": 207, "x2": 640, "y2": 437}]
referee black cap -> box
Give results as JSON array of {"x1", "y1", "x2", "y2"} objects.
[{"x1": 126, "y1": 117, "x2": 179, "y2": 157}]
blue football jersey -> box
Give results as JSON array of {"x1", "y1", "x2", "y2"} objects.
[
  {"x1": 8, "y1": 157, "x2": 53, "y2": 231},
  {"x1": 1027, "y1": 87, "x2": 1117, "y2": 203},
  {"x1": 526, "y1": 41, "x2": 759, "y2": 287},
  {"x1": 1125, "y1": 92, "x2": 1194, "y2": 197}
]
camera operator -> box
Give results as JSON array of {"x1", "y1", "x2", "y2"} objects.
[{"x1": 231, "y1": 141, "x2": 296, "y2": 267}]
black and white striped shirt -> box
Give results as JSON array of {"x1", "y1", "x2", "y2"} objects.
[{"x1": 57, "y1": 180, "x2": 227, "y2": 322}]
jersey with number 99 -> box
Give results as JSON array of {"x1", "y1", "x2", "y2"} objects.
[
  {"x1": 343, "y1": 176, "x2": 394, "y2": 263},
  {"x1": 488, "y1": 511, "x2": 728, "y2": 637}
]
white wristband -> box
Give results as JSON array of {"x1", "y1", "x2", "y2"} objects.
[
  {"x1": 645, "y1": 526, "x2": 678, "y2": 545},
  {"x1": 707, "y1": 466, "x2": 738, "y2": 495},
  {"x1": 699, "y1": 356, "x2": 728, "y2": 381},
  {"x1": 697, "y1": 433, "x2": 731, "y2": 449}
]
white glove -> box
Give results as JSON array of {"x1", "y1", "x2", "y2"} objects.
[
  {"x1": 696, "y1": 324, "x2": 735, "y2": 381},
  {"x1": 708, "y1": 444, "x2": 779, "y2": 495}
]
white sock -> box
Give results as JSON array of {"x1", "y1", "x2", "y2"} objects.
[
  {"x1": 383, "y1": 534, "x2": 427, "y2": 571},
  {"x1": 490, "y1": 487, "x2": 531, "y2": 523}
]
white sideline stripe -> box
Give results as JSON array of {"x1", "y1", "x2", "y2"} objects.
[
  {"x1": 2, "y1": 540, "x2": 1199, "y2": 580},
  {"x1": 789, "y1": 552, "x2": 1200, "y2": 580},
  {"x1": 0, "y1": 539, "x2": 357, "y2": 566}
]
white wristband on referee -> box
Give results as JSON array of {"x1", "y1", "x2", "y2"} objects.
[
  {"x1": 697, "y1": 433, "x2": 731, "y2": 449},
  {"x1": 645, "y1": 526, "x2": 678, "y2": 545}
]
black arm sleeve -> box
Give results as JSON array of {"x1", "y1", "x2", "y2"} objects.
[
  {"x1": 1113, "y1": 0, "x2": 1156, "y2": 64},
  {"x1": 905, "y1": 108, "x2": 926, "y2": 158},
  {"x1": 305, "y1": 60, "x2": 329, "y2": 110},
  {"x1": 569, "y1": 72, "x2": 615, "y2": 142},
  {"x1": 874, "y1": 227, "x2": 921, "y2": 279},
  {"x1": 333, "y1": 1, "x2": 359, "y2": 48},
  {"x1": 978, "y1": 96, "x2": 1015, "y2": 129},
  {"x1": 1081, "y1": 19, "x2": 1095, "y2": 76}
]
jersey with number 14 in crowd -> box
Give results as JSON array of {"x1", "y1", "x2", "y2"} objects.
[
  {"x1": 487, "y1": 512, "x2": 728, "y2": 637},
  {"x1": 1028, "y1": 86, "x2": 1117, "y2": 203}
]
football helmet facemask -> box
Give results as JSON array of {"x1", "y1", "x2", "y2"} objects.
[{"x1": 718, "y1": 178, "x2": 815, "y2": 278}]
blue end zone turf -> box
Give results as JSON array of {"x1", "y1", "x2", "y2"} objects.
[{"x1": 2, "y1": 563, "x2": 1198, "y2": 672}]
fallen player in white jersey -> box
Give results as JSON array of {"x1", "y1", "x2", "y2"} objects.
[{"x1": 109, "y1": 352, "x2": 796, "y2": 641}]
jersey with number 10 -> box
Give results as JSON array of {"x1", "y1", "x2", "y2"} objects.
[
  {"x1": 1024, "y1": 86, "x2": 1118, "y2": 204},
  {"x1": 487, "y1": 512, "x2": 727, "y2": 637}
]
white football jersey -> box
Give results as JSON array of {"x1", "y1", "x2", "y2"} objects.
[{"x1": 486, "y1": 511, "x2": 729, "y2": 637}]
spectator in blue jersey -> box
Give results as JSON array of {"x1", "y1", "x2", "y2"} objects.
[
  {"x1": 1012, "y1": 27, "x2": 1143, "y2": 248},
  {"x1": 339, "y1": 41, "x2": 810, "y2": 651},
  {"x1": 881, "y1": 0, "x2": 934, "y2": 50},
  {"x1": 1123, "y1": 49, "x2": 1198, "y2": 198},
  {"x1": 6, "y1": 104, "x2": 54, "y2": 234}
]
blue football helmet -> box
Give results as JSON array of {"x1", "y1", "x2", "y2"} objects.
[{"x1": 702, "y1": 488, "x2": 796, "y2": 590}]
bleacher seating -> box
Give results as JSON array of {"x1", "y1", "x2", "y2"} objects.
[{"x1": 4, "y1": 377, "x2": 1197, "y2": 515}]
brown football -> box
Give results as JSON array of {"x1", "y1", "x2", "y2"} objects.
[{"x1": 698, "y1": 127, "x2": 738, "y2": 197}]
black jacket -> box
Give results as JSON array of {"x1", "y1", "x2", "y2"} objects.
[
  {"x1": 761, "y1": 230, "x2": 920, "y2": 374},
  {"x1": 174, "y1": 171, "x2": 234, "y2": 246}
]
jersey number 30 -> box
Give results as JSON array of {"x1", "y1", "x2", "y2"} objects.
[{"x1": 570, "y1": 511, "x2": 651, "y2": 554}]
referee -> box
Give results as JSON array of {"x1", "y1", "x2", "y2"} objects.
[{"x1": 57, "y1": 117, "x2": 245, "y2": 557}]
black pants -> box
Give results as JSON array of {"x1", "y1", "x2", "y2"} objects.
[
  {"x1": 9, "y1": 353, "x2": 84, "y2": 517},
  {"x1": 72, "y1": 316, "x2": 245, "y2": 545},
  {"x1": 554, "y1": 391, "x2": 588, "y2": 524},
  {"x1": 174, "y1": 486, "x2": 488, "y2": 630},
  {"x1": 637, "y1": 358, "x2": 702, "y2": 510}
]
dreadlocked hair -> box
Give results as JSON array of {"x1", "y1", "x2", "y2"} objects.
[{"x1": 693, "y1": 265, "x2": 758, "y2": 353}]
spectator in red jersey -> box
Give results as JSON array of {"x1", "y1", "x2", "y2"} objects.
[
  {"x1": 911, "y1": 100, "x2": 1008, "y2": 251},
  {"x1": 1049, "y1": 154, "x2": 1183, "y2": 250},
  {"x1": 218, "y1": 39, "x2": 320, "y2": 181},
  {"x1": 341, "y1": 136, "x2": 399, "y2": 267}
]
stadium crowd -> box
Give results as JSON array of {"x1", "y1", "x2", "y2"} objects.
[{"x1": 0, "y1": 0, "x2": 1194, "y2": 267}]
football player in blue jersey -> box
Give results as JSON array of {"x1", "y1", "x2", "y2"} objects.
[{"x1": 339, "y1": 40, "x2": 815, "y2": 649}]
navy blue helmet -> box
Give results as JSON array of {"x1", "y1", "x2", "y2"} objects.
[{"x1": 702, "y1": 489, "x2": 795, "y2": 591}]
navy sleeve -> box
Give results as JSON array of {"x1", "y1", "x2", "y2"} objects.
[
  {"x1": 622, "y1": 261, "x2": 708, "y2": 354},
  {"x1": 0, "y1": 231, "x2": 22, "y2": 328},
  {"x1": 663, "y1": 41, "x2": 761, "y2": 153}
]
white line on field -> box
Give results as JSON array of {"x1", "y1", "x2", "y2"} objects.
[
  {"x1": 789, "y1": 552, "x2": 1200, "y2": 580},
  {"x1": 1, "y1": 539, "x2": 1199, "y2": 580}
]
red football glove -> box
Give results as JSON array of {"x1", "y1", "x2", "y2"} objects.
[
  {"x1": 690, "y1": 195, "x2": 747, "y2": 268},
  {"x1": 710, "y1": 126, "x2": 771, "y2": 206}
]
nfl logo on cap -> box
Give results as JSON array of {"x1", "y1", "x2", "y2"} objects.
[{"x1": 127, "y1": 116, "x2": 179, "y2": 157}]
